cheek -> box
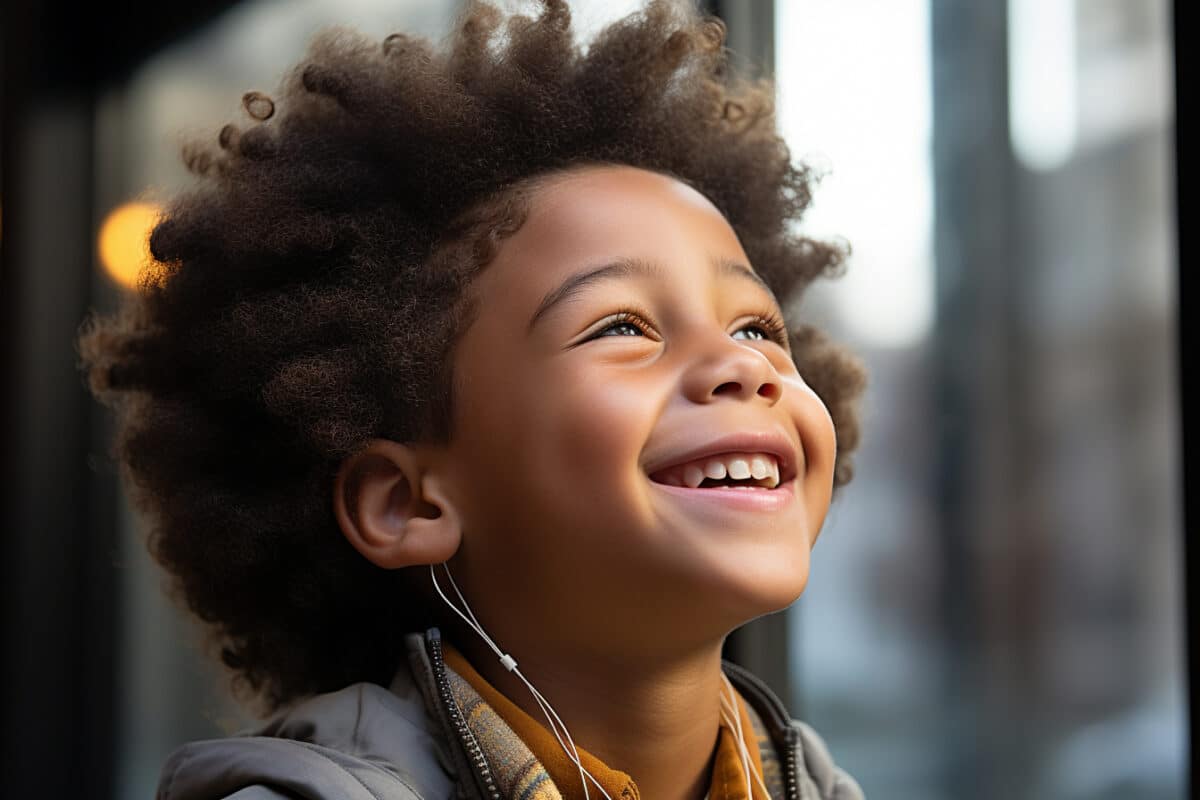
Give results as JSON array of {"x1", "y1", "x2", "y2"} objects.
[
  {"x1": 443, "y1": 334, "x2": 535, "y2": 519},
  {"x1": 782, "y1": 375, "x2": 835, "y2": 460},
  {"x1": 446, "y1": 340, "x2": 661, "y2": 547},
  {"x1": 540, "y1": 360, "x2": 659, "y2": 486},
  {"x1": 783, "y1": 374, "x2": 838, "y2": 540}
]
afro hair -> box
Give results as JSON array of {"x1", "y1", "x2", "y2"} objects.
[{"x1": 77, "y1": 0, "x2": 866, "y2": 713}]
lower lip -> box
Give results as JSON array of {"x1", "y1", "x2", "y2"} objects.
[{"x1": 648, "y1": 480, "x2": 796, "y2": 512}]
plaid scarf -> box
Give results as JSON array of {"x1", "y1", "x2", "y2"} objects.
[{"x1": 442, "y1": 656, "x2": 786, "y2": 800}]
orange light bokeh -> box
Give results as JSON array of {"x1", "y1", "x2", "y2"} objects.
[{"x1": 98, "y1": 202, "x2": 161, "y2": 289}]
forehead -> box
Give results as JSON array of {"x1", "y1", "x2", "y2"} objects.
[
  {"x1": 535, "y1": 164, "x2": 727, "y2": 222},
  {"x1": 487, "y1": 165, "x2": 746, "y2": 283}
]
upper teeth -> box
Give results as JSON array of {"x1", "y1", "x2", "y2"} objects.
[{"x1": 658, "y1": 452, "x2": 781, "y2": 489}]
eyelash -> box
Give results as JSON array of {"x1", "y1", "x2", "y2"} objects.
[{"x1": 589, "y1": 305, "x2": 791, "y2": 348}]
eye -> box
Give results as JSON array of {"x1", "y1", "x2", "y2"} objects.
[
  {"x1": 597, "y1": 318, "x2": 648, "y2": 337},
  {"x1": 732, "y1": 324, "x2": 771, "y2": 341},
  {"x1": 731, "y1": 311, "x2": 790, "y2": 348},
  {"x1": 583, "y1": 307, "x2": 790, "y2": 347},
  {"x1": 588, "y1": 309, "x2": 656, "y2": 340}
]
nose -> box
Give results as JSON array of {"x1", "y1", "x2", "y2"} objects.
[{"x1": 681, "y1": 333, "x2": 783, "y2": 406}]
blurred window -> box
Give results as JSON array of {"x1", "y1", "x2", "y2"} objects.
[{"x1": 778, "y1": 2, "x2": 1183, "y2": 799}]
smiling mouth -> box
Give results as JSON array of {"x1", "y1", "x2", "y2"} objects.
[{"x1": 647, "y1": 451, "x2": 785, "y2": 490}]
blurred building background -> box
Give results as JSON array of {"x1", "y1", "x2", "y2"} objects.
[
  {"x1": 1, "y1": 1, "x2": 1187, "y2": 799},
  {"x1": 776, "y1": 3, "x2": 1183, "y2": 799}
]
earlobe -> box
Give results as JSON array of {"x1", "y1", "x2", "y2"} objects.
[{"x1": 333, "y1": 439, "x2": 462, "y2": 569}]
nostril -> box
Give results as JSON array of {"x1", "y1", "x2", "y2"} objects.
[
  {"x1": 711, "y1": 380, "x2": 780, "y2": 401},
  {"x1": 757, "y1": 382, "x2": 781, "y2": 401}
]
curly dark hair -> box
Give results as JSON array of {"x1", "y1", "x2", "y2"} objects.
[{"x1": 77, "y1": 0, "x2": 866, "y2": 714}]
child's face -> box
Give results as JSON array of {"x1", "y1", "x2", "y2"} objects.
[{"x1": 433, "y1": 164, "x2": 837, "y2": 650}]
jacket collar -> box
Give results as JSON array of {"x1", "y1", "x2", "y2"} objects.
[{"x1": 404, "y1": 627, "x2": 806, "y2": 800}]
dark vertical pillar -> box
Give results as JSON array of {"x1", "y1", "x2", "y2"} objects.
[
  {"x1": 1, "y1": 6, "x2": 118, "y2": 800},
  {"x1": 929, "y1": 1, "x2": 1019, "y2": 796},
  {"x1": 1170, "y1": 1, "x2": 1193, "y2": 795}
]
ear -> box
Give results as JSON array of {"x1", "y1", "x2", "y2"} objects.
[{"x1": 333, "y1": 439, "x2": 462, "y2": 569}]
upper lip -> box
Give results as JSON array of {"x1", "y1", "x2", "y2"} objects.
[{"x1": 642, "y1": 429, "x2": 800, "y2": 486}]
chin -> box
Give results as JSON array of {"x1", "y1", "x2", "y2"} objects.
[
  {"x1": 711, "y1": 552, "x2": 812, "y2": 626},
  {"x1": 759, "y1": 570, "x2": 811, "y2": 615}
]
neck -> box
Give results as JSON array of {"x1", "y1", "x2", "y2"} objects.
[{"x1": 449, "y1": 625, "x2": 727, "y2": 800}]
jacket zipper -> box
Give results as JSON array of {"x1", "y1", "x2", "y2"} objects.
[
  {"x1": 784, "y1": 727, "x2": 800, "y2": 800},
  {"x1": 426, "y1": 630, "x2": 502, "y2": 800},
  {"x1": 721, "y1": 660, "x2": 802, "y2": 800}
]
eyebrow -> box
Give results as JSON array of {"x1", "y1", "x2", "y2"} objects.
[{"x1": 525, "y1": 255, "x2": 775, "y2": 333}]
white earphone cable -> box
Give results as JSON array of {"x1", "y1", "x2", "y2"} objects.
[
  {"x1": 430, "y1": 564, "x2": 613, "y2": 800},
  {"x1": 431, "y1": 564, "x2": 594, "y2": 784},
  {"x1": 719, "y1": 673, "x2": 771, "y2": 799},
  {"x1": 430, "y1": 562, "x2": 766, "y2": 800}
]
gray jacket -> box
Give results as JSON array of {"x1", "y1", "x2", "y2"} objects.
[{"x1": 157, "y1": 628, "x2": 864, "y2": 800}]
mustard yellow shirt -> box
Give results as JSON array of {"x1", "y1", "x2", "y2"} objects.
[{"x1": 443, "y1": 641, "x2": 770, "y2": 800}]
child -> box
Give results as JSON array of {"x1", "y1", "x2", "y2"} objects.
[{"x1": 78, "y1": 1, "x2": 867, "y2": 798}]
